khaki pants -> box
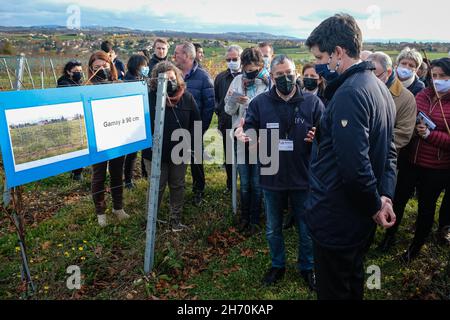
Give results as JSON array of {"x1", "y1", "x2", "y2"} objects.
[{"x1": 144, "y1": 159, "x2": 187, "y2": 221}]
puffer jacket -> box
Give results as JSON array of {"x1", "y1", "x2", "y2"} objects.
[{"x1": 409, "y1": 88, "x2": 450, "y2": 169}]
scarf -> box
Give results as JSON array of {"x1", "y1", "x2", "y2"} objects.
[
  {"x1": 386, "y1": 70, "x2": 397, "y2": 89},
  {"x1": 166, "y1": 87, "x2": 185, "y2": 107},
  {"x1": 401, "y1": 74, "x2": 416, "y2": 89}
]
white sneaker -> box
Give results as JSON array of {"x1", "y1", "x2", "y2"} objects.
[
  {"x1": 113, "y1": 209, "x2": 130, "y2": 221},
  {"x1": 97, "y1": 214, "x2": 108, "y2": 227}
]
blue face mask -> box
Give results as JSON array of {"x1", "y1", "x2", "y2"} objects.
[
  {"x1": 140, "y1": 66, "x2": 150, "y2": 78},
  {"x1": 396, "y1": 66, "x2": 414, "y2": 80},
  {"x1": 315, "y1": 54, "x2": 340, "y2": 83},
  {"x1": 434, "y1": 79, "x2": 450, "y2": 93}
]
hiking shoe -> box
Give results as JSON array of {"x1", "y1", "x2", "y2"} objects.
[
  {"x1": 171, "y1": 221, "x2": 188, "y2": 232},
  {"x1": 97, "y1": 214, "x2": 108, "y2": 227},
  {"x1": 113, "y1": 209, "x2": 130, "y2": 221},
  {"x1": 262, "y1": 267, "x2": 285, "y2": 286}
]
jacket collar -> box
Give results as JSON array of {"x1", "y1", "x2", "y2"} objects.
[
  {"x1": 152, "y1": 54, "x2": 166, "y2": 63},
  {"x1": 185, "y1": 60, "x2": 199, "y2": 79},
  {"x1": 423, "y1": 87, "x2": 450, "y2": 102},
  {"x1": 389, "y1": 77, "x2": 403, "y2": 97},
  {"x1": 324, "y1": 61, "x2": 376, "y2": 101}
]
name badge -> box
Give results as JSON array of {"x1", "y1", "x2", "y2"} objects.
[
  {"x1": 279, "y1": 139, "x2": 294, "y2": 152},
  {"x1": 267, "y1": 123, "x2": 279, "y2": 129}
]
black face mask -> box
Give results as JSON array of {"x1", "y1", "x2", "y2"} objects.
[
  {"x1": 303, "y1": 78, "x2": 318, "y2": 91},
  {"x1": 244, "y1": 69, "x2": 259, "y2": 80},
  {"x1": 167, "y1": 80, "x2": 178, "y2": 96},
  {"x1": 72, "y1": 71, "x2": 82, "y2": 83},
  {"x1": 93, "y1": 68, "x2": 110, "y2": 82},
  {"x1": 275, "y1": 74, "x2": 295, "y2": 95}
]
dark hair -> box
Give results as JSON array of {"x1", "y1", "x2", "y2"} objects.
[
  {"x1": 431, "y1": 57, "x2": 450, "y2": 77},
  {"x1": 241, "y1": 47, "x2": 264, "y2": 68},
  {"x1": 127, "y1": 55, "x2": 149, "y2": 77},
  {"x1": 302, "y1": 62, "x2": 326, "y2": 95},
  {"x1": 258, "y1": 42, "x2": 273, "y2": 51},
  {"x1": 194, "y1": 43, "x2": 203, "y2": 51},
  {"x1": 305, "y1": 13, "x2": 362, "y2": 59},
  {"x1": 101, "y1": 40, "x2": 114, "y2": 53},
  {"x1": 141, "y1": 49, "x2": 151, "y2": 60},
  {"x1": 63, "y1": 60, "x2": 82, "y2": 76},
  {"x1": 150, "y1": 61, "x2": 186, "y2": 91}
]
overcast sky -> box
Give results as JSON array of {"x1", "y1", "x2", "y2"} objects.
[{"x1": 1, "y1": 0, "x2": 449, "y2": 42}]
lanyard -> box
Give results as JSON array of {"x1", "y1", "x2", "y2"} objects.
[{"x1": 273, "y1": 103, "x2": 300, "y2": 139}]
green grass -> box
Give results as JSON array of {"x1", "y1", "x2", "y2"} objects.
[
  {"x1": 10, "y1": 119, "x2": 87, "y2": 165},
  {"x1": 1, "y1": 127, "x2": 449, "y2": 300}
]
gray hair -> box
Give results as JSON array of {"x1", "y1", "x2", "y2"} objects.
[
  {"x1": 179, "y1": 42, "x2": 196, "y2": 60},
  {"x1": 270, "y1": 55, "x2": 295, "y2": 72},
  {"x1": 226, "y1": 45, "x2": 243, "y2": 56},
  {"x1": 367, "y1": 51, "x2": 393, "y2": 72},
  {"x1": 396, "y1": 47, "x2": 423, "y2": 68}
]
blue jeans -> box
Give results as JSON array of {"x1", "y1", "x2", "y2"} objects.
[
  {"x1": 263, "y1": 189, "x2": 314, "y2": 271},
  {"x1": 238, "y1": 164, "x2": 262, "y2": 225}
]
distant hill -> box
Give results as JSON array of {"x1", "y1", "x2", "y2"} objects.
[{"x1": 0, "y1": 25, "x2": 303, "y2": 41}]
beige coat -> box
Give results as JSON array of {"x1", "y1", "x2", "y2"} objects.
[{"x1": 389, "y1": 77, "x2": 417, "y2": 151}]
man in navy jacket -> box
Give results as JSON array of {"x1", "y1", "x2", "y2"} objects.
[
  {"x1": 175, "y1": 42, "x2": 215, "y2": 205},
  {"x1": 304, "y1": 14, "x2": 397, "y2": 300},
  {"x1": 238, "y1": 55, "x2": 324, "y2": 290}
]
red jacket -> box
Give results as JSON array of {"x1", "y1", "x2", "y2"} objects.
[{"x1": 409, "y1": 88, "x2": 450, "y2": 169}]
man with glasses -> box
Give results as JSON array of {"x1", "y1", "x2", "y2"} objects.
[
  {"x1": 367, "y1": 52, "x2": 417, "y2": 152},
  {"x1": 214, "y1": 45, "x2": 243, "y2": 192}
]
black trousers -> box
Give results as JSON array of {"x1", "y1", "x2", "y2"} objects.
[
  {"x1": 191, "y1": 142, "x2": 205, "y2": 194},
  {"x1": 124, "y1": 152, "x2": 137, "y2": 183},
  {"x1": 387, "y1": 154, "x2": 420, "y2": 237},
  {"x1": 413, "y1": 167, "x2": 450, "y2": 247},
  {"x1": 313, "y1": 239, "x2": 368, "y2": 300},
  {"x1": 219, "y1": 126, "x2": 232, "y2": 190},
  {"x1": 439, "y1": 189, "x2": 450, "y2": 229}
]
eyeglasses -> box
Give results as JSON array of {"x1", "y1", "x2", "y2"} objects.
[
  {"x1": 374, "y1": 70, "x2": 386, "y2": 78},
  {"x1": 226, "y1": 58, "x2": 239, "y2": 62}
]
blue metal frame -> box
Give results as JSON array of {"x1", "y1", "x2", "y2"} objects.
[{"x1": 0, "y1": 82, "x2": 152, "y2": 188}]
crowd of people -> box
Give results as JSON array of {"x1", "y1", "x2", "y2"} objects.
[{"x1": 55, "y1": 13, "x2": 450, "y2": 300}]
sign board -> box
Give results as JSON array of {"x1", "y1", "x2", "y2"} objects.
[{"x1": 0, "y1": 82, "x2": 152, "y2": 188}]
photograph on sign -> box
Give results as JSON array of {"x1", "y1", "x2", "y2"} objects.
[
  {"x1": 91, "y1": 94, "x2": 147, "y2": 152},
  {"x1": 5, "y1": 101, "x2": 88, "y2": 172}
]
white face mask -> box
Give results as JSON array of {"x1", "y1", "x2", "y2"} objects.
[
  {"x1": 434, "y1": 79, "x2": 450, "y2": 93},
  {"x1": 227, "y1": 60, "x2": 241, "y2": 72},
  {"x1": 397, "y1": 66, "x2": 414, "y2": 80}
]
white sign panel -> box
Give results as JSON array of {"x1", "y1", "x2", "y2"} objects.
[
  {"x1": 91, "y1": 95, "x2": 147, "y2": 152},
  {"x1": 5, "y1": 101, "x2": 89, "y2": 171}
]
